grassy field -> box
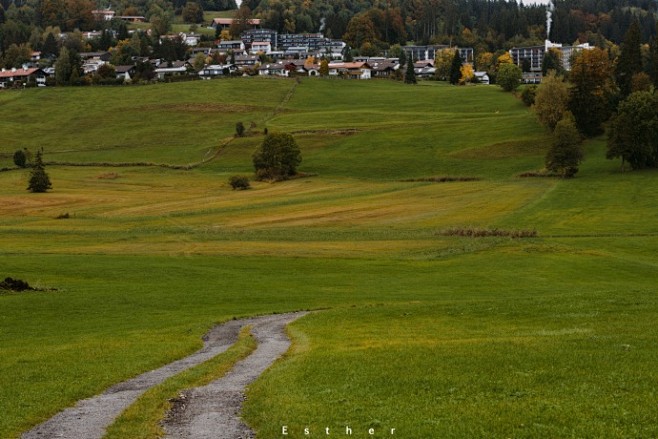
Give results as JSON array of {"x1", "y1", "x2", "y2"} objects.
[{"x1": 1, "y1": 78, "x2": 658, "y2": 438}]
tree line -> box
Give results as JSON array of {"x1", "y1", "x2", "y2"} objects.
[{"x1": 529, "y1": 20, "x2": 658, "y2": 176}]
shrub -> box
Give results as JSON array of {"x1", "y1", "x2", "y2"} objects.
[
  {"x1": 520, "y1": 85, "x2": 537, "y2": 106},
  {"x1": 235, "y1": 122, "x2": 245, "y2": 137},
  {"x1": 13, "y1": 149, "x2": 27, "y2": 168},
  {"x1": 438, "y1": 227, "x2": 537, "y2": 238},
  {"x1": 229, "y1": 175, "x2": 251, "y2": 190}
]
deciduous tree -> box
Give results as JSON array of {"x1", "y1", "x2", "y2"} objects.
[
  {"x1": 569, "y1": 48, "x2": 615, "y2": 137},
  {"x1": 253, "y1": 132, "x2": 301, "y2": 181},
  {"x1": 497, "y1": 63, "x2": 522, "y2": 92},
  {"x1": 533, "y1": 70, "x2": 569, "y2": 131},
  {"x1": 545, "y1": 112, "x2": 583, "y2": 178},
  {"x1": 607, "y1": 91, "x2": 658, "y2": 170}
]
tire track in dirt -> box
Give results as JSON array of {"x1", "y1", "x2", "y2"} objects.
[
  {"x1": 162, "y1": 312, "x2": 307, "y2": 439},
  {"x1": 22, "y1": 312, "x2": 306, "y2": 439}
]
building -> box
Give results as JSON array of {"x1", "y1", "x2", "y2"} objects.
[
  {"x1": 218, "y1": 40, "x2": 246, "y2": 53},
  {"x1": 402, "y1": 45, "x2": 473, "y2": 63},
  {"x1": 509, "y1": 45, "x2": 544, "y2": 73},
  {"x1": 198, "y1": 64, "x2": 237, "y2": 78},
  {"x1": 241, "y1": 29, "x2": 278, "y2": 49},
  {"x1": 545, "y1": 40, "x2": 592, "y2": 71},
  {"x1": 328, "y1": 62, "x2": 372, "y2": 79},
  {"x1": 91, "y1": 9, "x2": 115, "y2": 21},
  {"x1": 0, "y1": 67, "x2": 47, "y2": 87},
  {"x1": 250, "y1": 42, "x2": 272, "y2": 54},
  {"x1": 278, "y1": 33, "x2": 329, "y2": 51},
  {"x1": 211, "y1": 18, "x2": 261, "y2": 31}
]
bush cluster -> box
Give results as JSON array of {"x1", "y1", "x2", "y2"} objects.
[
  {"x1": 438, "y1": 227, "x2": 537, "y2": 238},
  {"x1": 228, "y1": 175, "x2": 250, "y2": 190}
]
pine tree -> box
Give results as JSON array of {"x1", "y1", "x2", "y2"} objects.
[
  {"x1": 449, "y1": 49, "x2": 462, "y2": 85},
  {"x1": 404, "y1": 56, "x2": 416, "y2": 84},
  {"x1": 27, "y1": 151, "x2": 52, "y2": 193},
  {"x1": 615, "y1": 20, "x2": 642, "y2": 98}
]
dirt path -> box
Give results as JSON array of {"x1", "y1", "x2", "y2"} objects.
[
  {"x1": 162, "y1": 312, "x2": 306, "y2": 439},
  {"x1": 22, "y1": 312, "x2": 306, "y2": 439}
]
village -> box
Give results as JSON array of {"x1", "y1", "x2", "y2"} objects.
[{"x1": 0, "y1": 10, "x2": 589, "y2": 89}]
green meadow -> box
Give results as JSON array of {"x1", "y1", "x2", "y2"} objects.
[{"x1": 1, "y1": 78, "x2": 657, "y2": 438}]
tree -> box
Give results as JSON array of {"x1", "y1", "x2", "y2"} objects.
[
  {"x1": 228, "y1": 175, "x2": 250, "y2": 190},
  {"x1": 252, "y1": 132, "x2": 301, "y2": 181},
  {"x1": 607, "y1": 91, "x2": 658, "y2": 171},
  {"x1": 404, "y1": 56, "x2": 416, "y2": 84},
  {"x1": 497, "y1": 63, "x2": 522, "y2": 92},
  {"x1": 541, "y1": 48, "x2": 563, "y2": 76},
  {"x1": 615, "y1": 20, "x2": 642, "y2": 98},
  {"x1": 27, "y1": 150, "x2": 52, "y2": 193},
  {"x1": 569, "y1": 48, "x2": 615, "y2": 137},
  {"x1": 13, "y1": 149, "x2": 27, "y2": 167},
  {"x1": 182, "y1": 2, "x2": 204, "y2": 24},
  {"x1": 319, "y1": 59, "x2": 329, "y2": 77},
  {"x1": 42, "y1": 32, "x2": 58, "y2": 57},
  {"x1": 459, "y1": 63, "x2": 474, "y2": 85},
  {"x1": 235, "y1": 121, "x2": 245, "y2": 137},
  {"x1": 54, "y1": 46, "x2": 73, "y2": 85},
  {"x1": 449, "y1": 49, "x2": 462, "y2": 85},
  {"x1": 533, "y1": 71, "x2": 569, "y2": 131},
  {"x1": 545, "y1": 112, "x2": 583, "y2": 178}
]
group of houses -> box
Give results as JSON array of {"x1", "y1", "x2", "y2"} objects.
[{"x1": 0, "y1": 14, "x2": 590, "y2": 88}]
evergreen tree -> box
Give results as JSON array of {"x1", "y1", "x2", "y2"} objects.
[
  {"x1": 404, "y1": 56, "x2": 416, "y2": 84},
  {"x1": 449, "y1": 49, "x2": 462, "y2": 85},
  {"x1": 650, "y1": 35, "x2": 658, "y2": 88},
  {"x1": 398, "y1": 49, "x2": 406, "y2": 68},
  {"x1": 615, "y1": 20, "x2": 642, "y2": 98},
  {"x1": 55, "y1": 47, "x2": 73, "y2": 85},
  {"x1": 42, "y1": 32, "x2": 58, "y2": 57},
  {"x1": 541, "y1": 48, "x2": 563, "y2": 76},
  {"x1": 27, "y1": 150, "x2": 52, "y2": 193},
  {"x1": 545, "y1": 112, "x2": 583, "y2": 178}
]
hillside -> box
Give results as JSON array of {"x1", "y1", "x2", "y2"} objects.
[{"x1": 1, "y1": 79, "x2": 658, "y2": 438}]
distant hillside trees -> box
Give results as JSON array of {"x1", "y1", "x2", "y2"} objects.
[{"x1": 253, "y1": 132, "x2": 302, "y2": 181}]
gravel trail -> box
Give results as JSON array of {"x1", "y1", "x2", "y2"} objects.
[
  {"x1": 22, "y1": 312, "x2": 306, "y2": 439},
  {"x1": 162, "y1": 312, "x2": 307, "y2": 439}
]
